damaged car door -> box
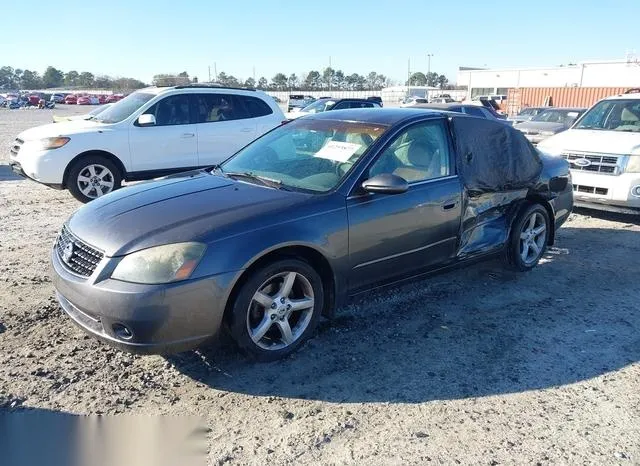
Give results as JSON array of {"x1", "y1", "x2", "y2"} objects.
[{"x1": 347, "y1": 119, "x2": 462, "y2": 290}]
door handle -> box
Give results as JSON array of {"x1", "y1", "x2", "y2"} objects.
[
  {"x1": 441, "y1": 199, "x2": 459, "y2": 210},
  {"x1": 181, "y1": 132, "x2": 195, "y2": 138},
  {"x1": 240, "y1": 128, "x2": 253, "y2": 132}
]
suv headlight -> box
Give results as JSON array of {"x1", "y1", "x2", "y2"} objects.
[
  {"x1": 627, "y1": 147, "x2": 640, "y2": 173},
  {"x1": 36, "y1": 137, "x2": 70, "y2": 150},
  {"x1": 111, "y1": 242, "x2": 206, "y2": 284}
]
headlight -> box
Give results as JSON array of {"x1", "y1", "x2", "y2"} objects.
[
  {"x1": 627, "y1": 156, "x2": 640, "y2": 173},
  {"x1": 36, "y1": 137, "x2": 70, "y2": 150},
  {"x1": 111, "y1": 242, "x2": 206, "y2": 284}
]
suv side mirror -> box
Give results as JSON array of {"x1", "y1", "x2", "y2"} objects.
[
  {"x1": 362, "y1": 174, "x2": 409, "y2": 194},
  {"x1": 137, "y1": 114, "x2": 156, "y2": 126}
]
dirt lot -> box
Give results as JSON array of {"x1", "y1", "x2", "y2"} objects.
[{"x1": 0, "y1": 107, "x2": 639, "y2": 465}]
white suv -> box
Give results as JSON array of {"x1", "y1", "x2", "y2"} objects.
[
  {"x1": 538, "y1": 90, "x2": 640, "y2": 214},
  {"x1": 9, "y1": 85, "x2": 285, "y2": 202}
]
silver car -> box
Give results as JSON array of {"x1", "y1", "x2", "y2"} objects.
[
  {"x1": 510, "y1": 106, "x2": 549, "y2": 124},
  {"x1": 515, "y1": 107, "x2": 586, "y2": 144}
]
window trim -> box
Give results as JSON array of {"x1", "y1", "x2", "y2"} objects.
[{"x1": 347, "y1": 118, "x2": 455, "y2": 196}]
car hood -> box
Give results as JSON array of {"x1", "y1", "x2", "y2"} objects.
[
  {"x1": 516, "y1": 121, "x2": 566, "y2": 133},
  {"x1": 67, "y1": 170, "x2": 312, "y2": 257},
  {"x1": 538, "y1": 128, "x2": 640, "y2": 155},
  {"x1": 18, "y1": 120, "x2": 107, "y2": 140}
]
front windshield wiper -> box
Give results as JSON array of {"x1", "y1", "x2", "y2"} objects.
[{"x1": 223, "y1": 171, "x2": 291, "y2": 190}]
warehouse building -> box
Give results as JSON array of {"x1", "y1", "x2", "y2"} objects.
[{"x1": 457, "y1": 58, "x2": 640, "y2": 99}]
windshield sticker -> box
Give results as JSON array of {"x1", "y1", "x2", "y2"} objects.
[{"x1": 314, "y1": 141, "x2": 361, "y2": 163}]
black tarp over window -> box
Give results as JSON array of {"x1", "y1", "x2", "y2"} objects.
[{"x1": 449, "y1": 116, "x2": 543, "y2": 195}]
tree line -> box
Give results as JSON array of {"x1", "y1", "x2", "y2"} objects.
[
  {"x1": 153, "y1": 68, "x2": 453, "y2": 91},
  {"x1": 0, "y1": 65, "x2": 147, "y2": 91}
]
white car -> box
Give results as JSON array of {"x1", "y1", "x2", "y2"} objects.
[
  {"x1": 9, "y1": 85, "x2": 285, "y2": 203},
  {"x1": 400, "y1": 97, "x2": 429, "y2": 107},
  {"x1": 538, "y1": 90, "x2": 640, "y2": 214}
]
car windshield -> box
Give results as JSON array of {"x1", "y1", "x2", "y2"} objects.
[
  {"x1": 518, "y1": 108, "x2": 537, "y2": 116},
  {"x1": 221, "y1": 118, "x2": 389, "y2": 192},
  {"x1": 532, "y1": 109, "x2": 580, "y2": 123},
  {"x1": 88, "y1": 105, "x2": 110, "y2": 116},
  {"x1": 574, "y1": 99, "x2": 640, "y2": 132},
  {"x1": 300, "y1": 99, "x2": 335, "y2": 113},
  {"x1": 94, "y1": 92, "x2": 155, "y2": 123}
]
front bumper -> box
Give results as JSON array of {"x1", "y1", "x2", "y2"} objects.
[
  {"x1": 51, "y1": 246, "x2": 239, "y2": 354},
  {"x1": 10, "y1": 142, "x2": 72, "y2": 186},
  {"x1": 570, "y1": 170, "x2": 640, "y2": 214}
]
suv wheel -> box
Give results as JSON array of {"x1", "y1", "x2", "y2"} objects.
[
  {"x1": 228, "y1": 259, "x2": 324, "y2": 361},
  {"x1": 506, "y1": 203, "x2": 550, "y2": 271},
  {"x1": 67, "y1": 155, "x2": 122, "y2": 203}
]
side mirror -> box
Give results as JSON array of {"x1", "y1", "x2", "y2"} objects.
[
  {"x1": 361, "y1": 174, "x2": 408, "y2": 195},
  {"x1": 137, "y1": 114, "x2": 156, "y2": 126}
]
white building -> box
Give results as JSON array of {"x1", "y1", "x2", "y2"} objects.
[{"x1": 457, "y1": 58, "x2": 640, "y2": 98}]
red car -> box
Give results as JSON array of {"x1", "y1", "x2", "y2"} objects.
[
  {"x1": 77, "y1": 96, "x2": 90, "y2": 105},
  {"x1": 105, "y1": 94, "x2": 124, "y2": 103},
  {"x1": 98, "y1": 95, "x2": 107, "y2": 104},
  {"x1": 64, "y1": 94, "x2": 77, "y2": 105},
  {"x1": 28, "y1": 94, "x2": 41, "y2": 106}
]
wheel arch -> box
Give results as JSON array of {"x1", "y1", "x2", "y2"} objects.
[
  {"x1": 62, "y1": 150, "x2": 126, "y2": 188},
  {"x1": 524, "y1": 195, "x2": 556, "y2": 245},
  {"x1": 223, "y1": 244, "x2": 338, "y2": 325}
]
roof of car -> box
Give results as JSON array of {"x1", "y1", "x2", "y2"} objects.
[
  {"x1": 604, "y1": 91, "x2": 640, "y2": 100},
  {"x1": 304, "y1": 107, "x2": 443, "y2": 125},
  {"x1": 537, "y1": 107, "x2": 586, "y2": 112},
  {"x1": 412, "y1": 103, "x2": 465, "y2": 110}
]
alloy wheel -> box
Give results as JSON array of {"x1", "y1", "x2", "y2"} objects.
[
  {"x1": 519, "y1": 212, "x2": 547, "y2": 265},
  {"x1": 76, "y1": 164, "x2": 115, "y2": 199},
  {"x1": 246, "y1": 271, "x2": 315, "y2": 351}
]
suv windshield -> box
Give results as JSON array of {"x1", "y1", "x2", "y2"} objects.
[
  {"x1": 575, "y1": 99, "x2": 640, "y2": 132},
  {"x1": 221, "y1": 118, "x2": 388, "y2": 192},
  {"x1": 301, "y1": 99, "x2": 335, "y2": 113},
  {"x1": 94, "y1": 92, "x2": 155, "y2": 124}
]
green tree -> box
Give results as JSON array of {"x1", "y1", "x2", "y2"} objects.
[
  {"x1": 271, "y1": 73, "x2": 288, "y2": 90},
  {"x1": 0, "y1": 66, "x2": 17, "y2": 89},
  {"x1": 244, "y1": 77, "x2": 256, "y2": 88},
  {"x1": 78, "y1": 72, "x2": 95, "y2": 87},
  {"x1": 425, "y1": 72, "x2": 439, "y2": 87},
  {"x1": 288, "y1": 73, "x2": 298, "y2": 90},
  {"x1": 20, "y1": 70, "x2": 41, "y2": 89},
  {"x1": 64, "y1": 70, "x2": 79, "y2": 87},
  {"x1": 304, "y1": 71, "x2": 321, "y2": 90},
  {"x1": 408, "y1": 72, "x2": 427, "y2": 86},
  {"x1": 334, "y1": 70, "x2": 345, "y2": 90},
  {"x1": 257, "y1": 77, "x2": 268, "y2": 90},
  {"x1": 436, "y1": 74, "x2": 449, "y2": 89},
  {"x1": 322, "y1": 67, "x2": 335, "y2": 90},
  {"x1": 42, "y1": 66, "x2": 64, "y2": 88}
]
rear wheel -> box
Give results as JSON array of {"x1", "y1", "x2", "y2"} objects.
[
  {"x1": 67, "y1": 155, "x2": 122, "y2": 203},
  {"x1": 505, "y1": 203, "x2": 550, "y2": 271},
  {"x1": 228, "y1": 259, "x2": 324, "y2": 361}
]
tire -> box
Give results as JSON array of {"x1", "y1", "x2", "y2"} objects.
[
  {"x1": 66, "y1": 155, "x2": 122, "y2": 203},
  {"x1": 505, "y1": 203, "x2": 550, "y2": 271},
  {"x1": 228, "y1": 259, "x2": 324, "y2": 362}
]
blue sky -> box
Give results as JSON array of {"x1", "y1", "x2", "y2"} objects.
[{"x1": 2, "y1": 0, "x2": 639, "y2": 84}]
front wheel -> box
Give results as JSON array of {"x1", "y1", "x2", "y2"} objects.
[
  {"x1": 66, "y1": 155, "x2": 122, "y2": 203},
  {"x1": 505, "y1": 203, "x2": 550, "y2": 271},
  {"x1": 228, "y1": 259, "x2": 324, "y2": 361}
]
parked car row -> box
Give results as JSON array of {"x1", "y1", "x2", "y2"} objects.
[
  {"x1": 63, "y1": 93, "x2": 124, "y2": 105},
  {"x1": 284, "y1": 97, "x2": 381, "y2": 120}
]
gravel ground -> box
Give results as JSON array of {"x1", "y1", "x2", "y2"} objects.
[{"x1": 1, "y1": 107, "x2": 639, "y2": 465}]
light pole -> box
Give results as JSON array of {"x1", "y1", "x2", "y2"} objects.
[{"x1": 427, "y1": 53, "x2": 433, "y2": 79}]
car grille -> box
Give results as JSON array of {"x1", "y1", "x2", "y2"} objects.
[
  {"x1": 562, "y1": 152, "x2": 620, "y2": 175},
  {"x1": 55, "y1": 225, "x2": 104, "y2": 277},
  {"x1": 572, "y1": 184, "x2": 608, "y2": 195},
  {"x1": 10, "y1": 138, "x2": 24, "y2": 157}
]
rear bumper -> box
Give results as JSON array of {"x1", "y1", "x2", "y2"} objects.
[{"x1": 51, "y1": 246, "x2": 238, "y2": 354}]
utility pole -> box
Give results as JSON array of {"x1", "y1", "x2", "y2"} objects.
[
  {"x1": 427, "y1": 53, "x2": 433, "y2": 81},
  {"x1": 408, "y1": 58, "x2": 411, "y2": 86},
  {"x1": 214, "y1": 62, "x2": 217, "y2": 82},
  {"x1": 253, "y1": 66, "x2": 256, "y2": 81},
  {"x1": 329, "y1": 56, "x2": 332, "y2": 92},
  {"x1": 208, "y1": 66, "x2": 211, "y2": 82}
]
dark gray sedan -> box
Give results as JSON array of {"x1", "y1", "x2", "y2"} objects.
[
  {"x1": 515, "y1": 107, "x2": 586, "y2": 144},
  {"x1": 52, "y1": 109, "x2": 573, "y2": 361}
]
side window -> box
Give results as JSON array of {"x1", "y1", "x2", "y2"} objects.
[
  {"x1": 193, "y1": 94, "x2": 250, "y2": 123},
  {"x1": 464, "y1": 106, "x2": 486, "y2": 118},
  {"x1": 143, "y1": 95, "x2": 192, "y2": 126},
  {"x1": 368, "y1": 121, "x2": 451, "y2": 183},
  {"x1": 332, "y1": 101, "x2": 351, "y2": 110},
  {"x1": 241, "y1": 96, "x2": 273, "y2": 117}
]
